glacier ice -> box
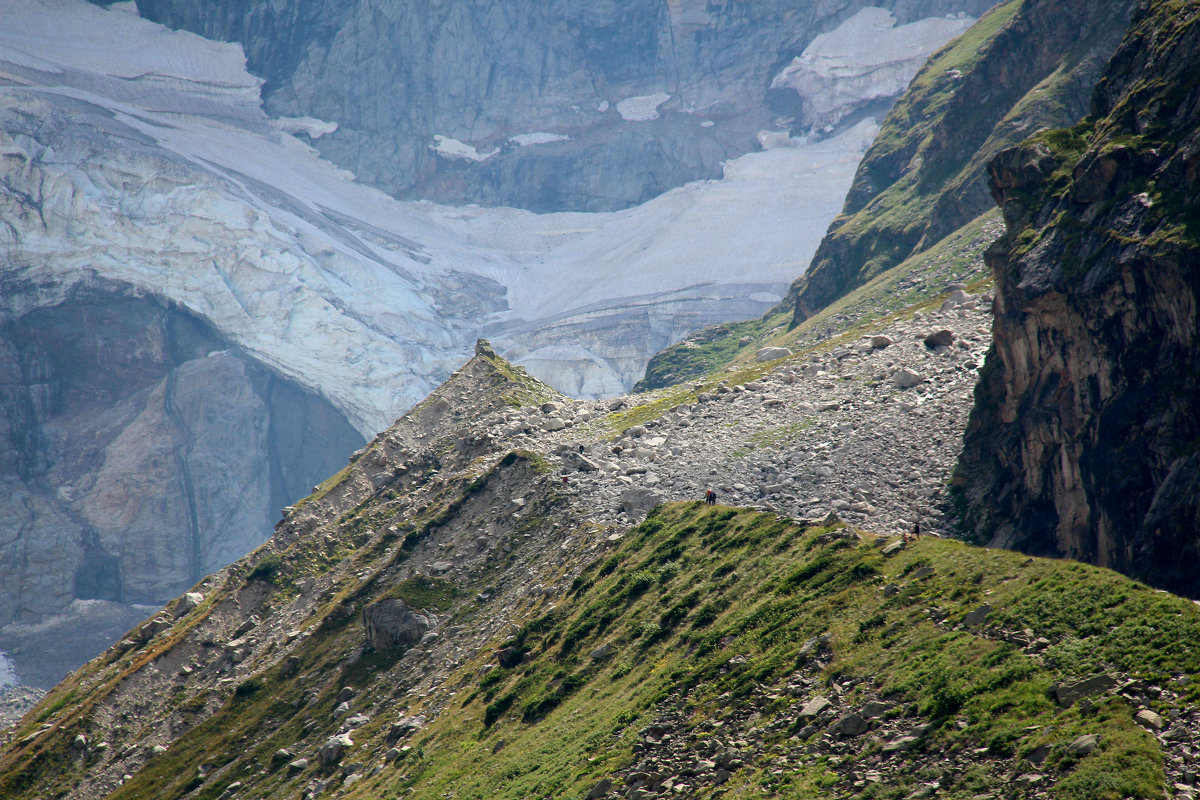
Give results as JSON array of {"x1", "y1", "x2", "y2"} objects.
[{"x1": 1, "y1": 0, "x2": 972, "y2": 438}]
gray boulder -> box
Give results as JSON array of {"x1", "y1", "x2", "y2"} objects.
[
  {"x1": 962, "y1": 604, "x2": 992, "y2": 627},
  {"x1": 387, "y1": 716, "x2": 426, "y2": 742},
  {"x1": 1134, "y1": 709, "x2": 1164, "y2": 730},
  {"x1": 756, "y1": 346, "x2": 793, "y2": 362},
  {"x1": 1053, "y1": 674, "x2": 1117, "y2": 707},
  {"x1": 828, "y1": 713, "x2": 869, "y2": 737},
  {"x1": 620, "y1": 488, "x2": 663, "y2": 519},
  {"x1": 799, "y1": 695, "x2": 832, "y2": 718},
  {"x1": 563, "y1": 451, "x2": 600, "y2": 472},
  {"x1": 923, "y1": 329, "x2": 955, "y2": 348},
  {"x1": 362, "y1": 598, "x2": 432, "y2": 651},
  {"x1": 317, "y1": 734, "x2": 353, "y2": 769},
  {"x1": 1066, "y1": 733, "x2": 1101, "y2": 756}
]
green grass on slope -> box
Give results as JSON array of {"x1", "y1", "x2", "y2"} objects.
[
  {"x1": 354, "y1": 504, "x2": 1192, "y2": 800},
  {"x1": 39, "y1": 502, "x2": 1198, "y2": 800}
]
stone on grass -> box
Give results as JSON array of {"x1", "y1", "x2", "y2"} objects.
[
  {"x1": 1066, "y1": 734, "x2": 1101, "y2": 756},
  {"x1": 756, "y1": 346, "x2": 792, "y2": 362},
  {"x1": 1053, "y1": 674, "x2": 1117, "y2": 707},
  {"x1": 387, "y1": 716, "x2": 426, "y2": 742},
  {"x1": 829, "y1": 713, "x2": 869, "y2": 737},
  {"x1": 318, "y1": 734, "x2": 353, "y2": 769},
  {"x1": 586, "y1": 778, "x2": 613, "y2": 799},
  {"x1": 962, "y1": 604, "x2": 992, "y2": 627},
  {"x1": 1135, "y1": 709, "x2": 1164, "y2": 730},
  {"x1": 881, "y1": 735, "x2": 920, "y2": 753},
  {"x1": 799, "y1": 695, "x2": 832, "y2": 718}
]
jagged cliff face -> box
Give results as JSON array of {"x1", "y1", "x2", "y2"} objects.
[
  {"x1": 955, "y1": 0, "x2": 1200, "y2": 597},
  {"x1": 132, "y1": 0, "x2": 995, "y2": 212},
  {"x1": 784, "y1": 0, "x2": 1136, "y2": 324},
  {"x1": 0, "y1": 281, "x2": 362, "y2": 635}
]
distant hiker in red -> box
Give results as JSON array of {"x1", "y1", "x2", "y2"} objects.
[
  {"x1": 562, "y1": 475, "x2": 569, "y2": 486},
  {"x1": 704, "y1": 489, "x2": 716, "y2": 505}
]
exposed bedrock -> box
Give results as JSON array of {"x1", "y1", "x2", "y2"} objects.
[
  {"x1": 955, "y1": 0, "x2": 1200, "y2": 597},
  {"x1": 785, "y1": 0, "x2": 1136, "y2": 325},
  {"x1": 0, "y1": 283, "x2": 363, "y2": 627}
]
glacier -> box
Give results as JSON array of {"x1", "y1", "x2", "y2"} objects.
[{"x1": 0, "y1": 0, "x2": 976, "y2": 437}]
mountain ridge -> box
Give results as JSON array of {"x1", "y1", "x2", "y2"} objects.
[{"x1": 2, "y1": 323, "x2": 1198, "y2": 799}]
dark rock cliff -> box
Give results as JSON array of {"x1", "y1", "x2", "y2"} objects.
[
  {"x1": 0, "y1": 281, "x2": 362, "y2": 634},
  {"x1": 130, "y1": 0, "x2": 995, "y2": 212},
  {"x1": 784, "y1": 0, "x2": 1136, "y2": 324},
  {"x1": 955, "y1": 0, "x2": 1200, "y2": 597}
]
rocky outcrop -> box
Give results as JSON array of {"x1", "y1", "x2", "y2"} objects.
[
  {"x1": 955, "y1": 0, "x2": 1200, "y2": 597},
  {"x1": 132, "y1": 0, "x2": 996, "y2": 212},
  {"x1": 0, "y1": 283, "x2": 362, "y2": 636},
  {"x1": 784, "y1": 0, "x2": 1136, "y2": 324}
]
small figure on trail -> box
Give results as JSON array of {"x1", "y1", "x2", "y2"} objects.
[
  {"x1": 912, "y1": 520, "x2": 920, "y2": 539},
  {"x1": 562, "y1": 475, "x2": 569, "y2": 486},
  {"x1": 704, "y1": 488, "x2": 717, "y2": 505}
]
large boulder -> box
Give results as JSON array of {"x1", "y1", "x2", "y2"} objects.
[
  {"x1": 756, "y1": 347, "x2": 793, "y2": 362},
  {"x1": 362, "y1": 598, "x2": 432, "y2": 651},
  {"x1": 620, "y1": 488, "x2": 663, "y2": 520}
]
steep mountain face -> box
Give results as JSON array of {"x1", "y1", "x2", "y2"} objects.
[
  {"x1": 0, "y1": 281, "x2": 361, "y2": 649},
  {"x1": 783, "y1": 0, "x2": 1136, "y2": 324},
  {"x1": 2, "y1": 338, "x2": 1198, "y2": 800},
  {"x1": 955, "y1": 0, "x2": 1200, "y2": 597},
  {"x1": 130, "y1": 0, "x2": 995, "y2": 212}
]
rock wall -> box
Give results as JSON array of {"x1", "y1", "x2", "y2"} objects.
[
  {"x1": 955, "y1": 0, "x2": 1200, "y2": 597},
  {"x1": 784, "y1": 0, "x2": 1136, "y2": 324},
  {"x1": 131, "y1": 0, "x2": 996, "y2": 212},
  {"x1": 0, "y1": 283, "x2": 362, "y2": 624}
]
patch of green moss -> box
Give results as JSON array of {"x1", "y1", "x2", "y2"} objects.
[
  {"x1": 383, "y1": 576, "x2": 461, "y2": 612},
  {"x1": 20, "y1": 500, "x2": 1196, "y2": 800}
]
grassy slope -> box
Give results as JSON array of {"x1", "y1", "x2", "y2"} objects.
[
  {"x1": 25, "y1": 499, "x2": 1194, "y2": 800},
  {"x1": 637, "y1": 208, "x2": 1002, "y2": 393}
]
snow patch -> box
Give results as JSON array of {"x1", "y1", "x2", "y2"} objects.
[
  {"x1": 0, "y1": 651, "x2": 17, "y2": 688},
  {"x1": 771, "y1": 7, "x2": 976, "y2": 130},
  {"x1": 597, "y1": 100, "x2": 610, "y2": 113},
  {"x1": 0, "y1": 0, "x2": 259, "y2": 102},
  {"x1": 616, "y1": 92, "x2": 670, "y2": 122},
  {"x1": 276, "y1": 116, "x2": 338, "y2": 139},
  {"x1": 509, "y1": 132, "x2": 570, "y2": 147},
  {"x1": 431, "y1": 135, "x2": 498, "y2": 162}
]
